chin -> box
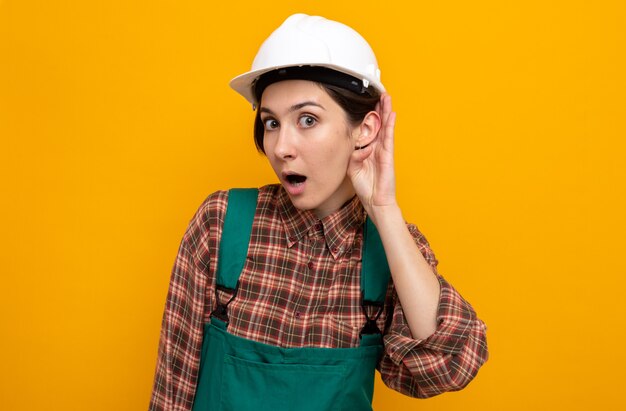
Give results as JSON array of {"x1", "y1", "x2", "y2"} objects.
[{"x1": 286, "y1": 195, "x2": 319, "y2": 212}]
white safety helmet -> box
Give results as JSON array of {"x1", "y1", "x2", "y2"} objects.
[{"x1": 230, "y1": 13, "x2": 385, "y2": 108}]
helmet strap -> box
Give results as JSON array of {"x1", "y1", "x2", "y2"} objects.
[{"x1": 253, "y1": 66, "x2": 370, "y2": 103}]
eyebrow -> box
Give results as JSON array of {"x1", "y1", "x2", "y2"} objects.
[{"x1": 259, "y1": 101, "x2": 325, "y2": 115}]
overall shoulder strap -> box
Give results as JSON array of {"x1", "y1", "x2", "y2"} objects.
[
  {"x1": 359, "y1": 216, "x2": 391, "y2": 340},
  {"x1": 215, "y1": 188, "x2": 259, "y2": 290},
  {"x1": 361, "y1": 217, "x2": 391, "y2": 304}
]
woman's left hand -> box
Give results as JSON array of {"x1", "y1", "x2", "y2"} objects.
[{"x1": 348, "y1": 93, "x2": 398, "y2": 216}]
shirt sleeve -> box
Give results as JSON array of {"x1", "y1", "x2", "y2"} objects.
[
  {"x1": 149, "y1": 191, "x2": 227, "y2": 411},
  {"x1": 378, "y1": 224, "x2": 489, "y2": 398}
]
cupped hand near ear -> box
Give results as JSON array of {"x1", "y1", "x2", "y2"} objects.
[{"x1": 348, "y1": 93, "x2": 398, "y2": 216}]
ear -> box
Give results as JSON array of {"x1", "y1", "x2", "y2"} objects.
[{"x1": 353, "y1": 110, "x2": 381, "y2": 149}]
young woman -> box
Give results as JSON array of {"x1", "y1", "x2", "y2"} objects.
[{"x1": 150, "y1": 13, "x2": 488, "y2": 411}]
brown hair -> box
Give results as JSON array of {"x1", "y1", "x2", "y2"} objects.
[{"x1": 253, "y1": 82, "x2": 380, "y2": 154}]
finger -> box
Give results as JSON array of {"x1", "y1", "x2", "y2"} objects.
[
  {"x1": 383, "y1": 94, "x2": 392, "y2": 119},
  {"x1": 386, "y1": 108, "x2": 395, "y2": 133},
  {"x1": 375, "y1": 95, "x2": 387, "y2": 138},
  {"x1": 384, "y1": 111, "x2": 396, "y2": 151},
  {"x1": 380, "y1": 95, "x2": 392, "y2": 131}
]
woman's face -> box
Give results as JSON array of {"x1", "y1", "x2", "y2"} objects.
[{"x1": 260, "y1": 80, "x2": 358, "y2": 218}]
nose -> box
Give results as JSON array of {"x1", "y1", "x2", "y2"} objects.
[{"x1": 273, "y1": 126, "x2": 297, "y2": 160}]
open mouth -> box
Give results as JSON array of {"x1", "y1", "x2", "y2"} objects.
[{"x1": 285, "y1": 173, "x2": 307, "y2": 185}]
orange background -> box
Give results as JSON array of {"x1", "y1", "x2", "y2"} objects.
[{"x1": 1, "y1": 0, "x2": 625, "y2": 410}]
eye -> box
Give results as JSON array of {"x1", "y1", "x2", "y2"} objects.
[
  {"x1": 263, "y1": 118, "x2": 279, "y2": 131},
  {"x1": 298, "y1": 115, "x2": 317, "y2": 128}
]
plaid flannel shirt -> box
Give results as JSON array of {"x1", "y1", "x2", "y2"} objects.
[{"x1": 149, "y1": 184, "x2": 488, "y2": 410}]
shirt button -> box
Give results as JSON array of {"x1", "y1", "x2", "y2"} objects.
[
  {"x1": 307, "y1": 261, "x2": 314, "y2": 270},
  {"x1": 332, "y1": 247, "x2": 338, "y2": 253},
  {"x1": 295, "y1": 312, "x2": 301, "y2": 319}
]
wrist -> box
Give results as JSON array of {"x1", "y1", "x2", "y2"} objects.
[{"x1": 367, "y1": 203, "x2": 403, "y2": 228}]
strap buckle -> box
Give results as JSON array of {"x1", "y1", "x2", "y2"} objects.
[
  {"x1": 359, "y1": 295, "x2": 384, "y2": 337},
  {"x1": 210, "y1": 281, "x2": 240, "y2": 325}
]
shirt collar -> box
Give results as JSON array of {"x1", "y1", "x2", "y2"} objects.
[{"x1": 277, "y1": 186, "x2": 365, "y2": 259}]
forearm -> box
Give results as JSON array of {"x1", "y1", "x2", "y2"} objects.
[{"x1": 369, "y1": 205, "x2": 440, "y2": 340}]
